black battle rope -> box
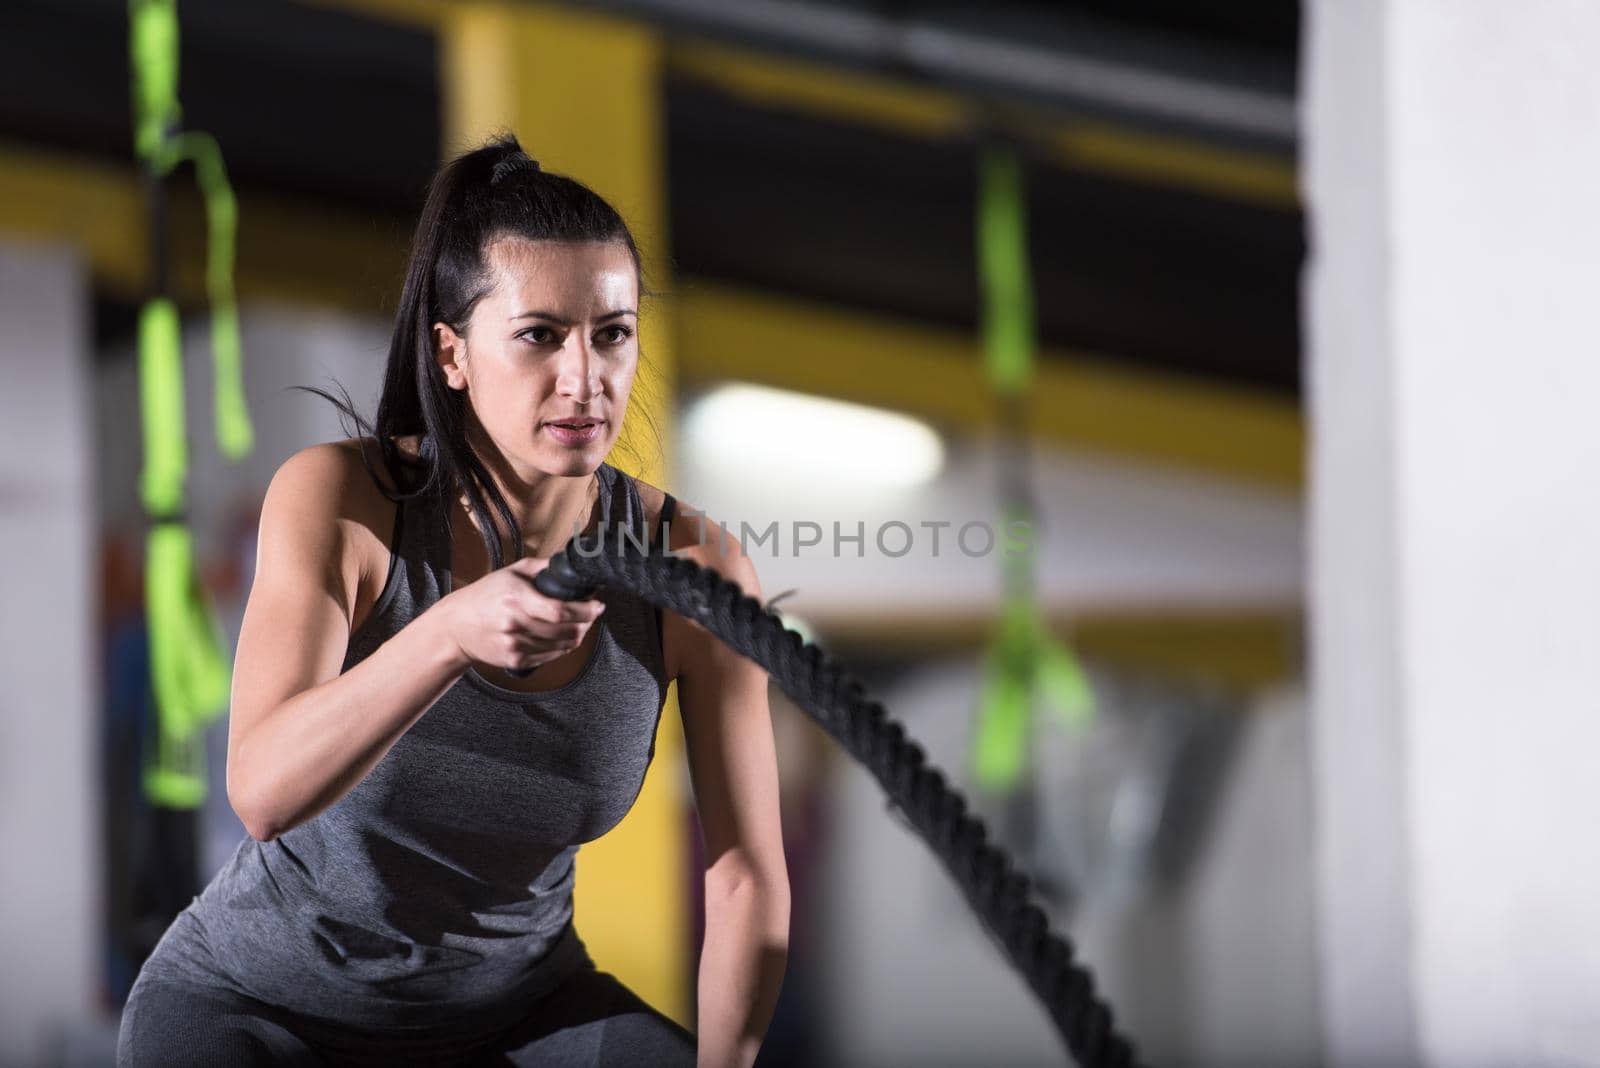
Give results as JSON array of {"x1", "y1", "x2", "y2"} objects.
[{"x1": 530, "y1": 533, "x2": 1144, "y2": 1068}]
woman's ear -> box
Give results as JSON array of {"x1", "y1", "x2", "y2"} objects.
[{"x1": 434, "y1": 322, "x2": 468, "y2": 391}]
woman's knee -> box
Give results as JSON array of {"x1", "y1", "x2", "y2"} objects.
[
  {"x1": 117, "y1": 974, "x2": 322, "y2": 1067},
  {"x1": 488, "y1": 967, "x2": 695, "y2": 1067},
  {"x1": 587, "y1": 971, "x2": 696, "y2": 1067}
]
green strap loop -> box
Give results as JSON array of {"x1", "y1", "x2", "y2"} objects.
[
  {"x1": 146, "y1": 522, "x2": 231, "y2": 745},
  {"x1": 137, "y1": 299, "x2": 185, "y2": 513},
  {"x1": 972, "y1": 146, "x2": 1094, "y2": 793},
  {"x1": 975, "y1": 598, "x2": 1095, "y2": 789},
  {"x1": 129, "y1": 0, "x2": 179, "y2": 162},
  {"x1": 131, "y1": 0, "x2": 253, "y2": 808},
  {"x1": 977, "y1": 148, "x2": 1036, "y2": 396},
  {"x1": 157, "y1": 131, "x2": 254, "y2": 460},
  {"x1": 144, "y1": 521, "x2": 232, "y2": 810}
]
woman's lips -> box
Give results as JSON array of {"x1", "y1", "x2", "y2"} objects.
[{"x1": 544, "y1": 420, "x2": 602, "y2": 446}]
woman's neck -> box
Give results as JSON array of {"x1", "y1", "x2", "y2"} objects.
[{"x1": 456, "y1": 466, "x2": 600, "y2": 562}]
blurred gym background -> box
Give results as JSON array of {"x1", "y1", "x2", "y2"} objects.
[{"x1": 4, "y1": 1, "x2": 1597, "y2": 1066}]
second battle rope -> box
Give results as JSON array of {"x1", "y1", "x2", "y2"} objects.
[{"x1": 532, "y1": 533, "x2": 1144, "y2": 1068}]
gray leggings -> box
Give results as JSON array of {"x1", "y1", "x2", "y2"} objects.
[{"x1": 116, "y1": 964, "x2": 697, "y2": 1067}]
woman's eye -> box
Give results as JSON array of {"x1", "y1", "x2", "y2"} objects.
[
  {"x1": 519, "y1": 326, "x2": 557, "y2": 345},
  {"x1": 598, "y1": 325, "x2": 634, "y2": 345}
]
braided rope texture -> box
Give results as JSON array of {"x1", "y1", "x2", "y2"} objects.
[{"x1": 557, "y1": 538, "x2": 1144, "y2": 1068}]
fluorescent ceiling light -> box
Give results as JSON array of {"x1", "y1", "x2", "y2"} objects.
[{"x1": 682, "y1": 382, "x2": 945, "y2": 490}]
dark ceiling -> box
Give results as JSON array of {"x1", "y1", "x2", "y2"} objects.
[
  {"x1": 0, "y1": 0, "x2": 1302, "y2": 395},
  {"x1": 666, "y1": 81, "x2": 1302, "y2": 392},
  {"x1": 1006, "y1": 0, "x2": 1298, "y2": 54},
  {"x1": 0, "y1": 0, "x2": 439, "y2": 212}
]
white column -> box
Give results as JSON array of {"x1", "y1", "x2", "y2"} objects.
[
  {"x1": 0, "y1": 239, "x2": 98, "y2": 1063},
  {"x1": 1306, "y1": 1, "x2": 1600, "y2": 1063},
  {"x1": 1304, "y1": 1, "x2": 1418, "y2": 1063}
]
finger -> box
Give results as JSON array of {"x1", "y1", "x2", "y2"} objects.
[
  {"x1": 516, "y1": 619, "x2": 588, "y2": 645},
  {"x1": 505, "y1": 631, "x2": 581, "y2": 664},
  {"x1": 520, "y1": 591, "x2": 605, "y2": 624},
  {"x1": 559, "y1": 598, "x2": 607, "y2": 623},
  {"x1": 506, "y1": 556, "x2": 552, "y2": 581},
  {"x1": 510, "y1": 647, "x2": 571, "y2": 672}
]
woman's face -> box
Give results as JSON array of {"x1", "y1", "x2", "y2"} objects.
[{"x1": 435, "y1": 236, "x2": 640, "y2": 481}]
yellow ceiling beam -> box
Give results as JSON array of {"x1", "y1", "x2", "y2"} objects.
[
  {"x1": 1048, "y1": 120, "x2": 1298, "y2": 209},
  {"x1": 667, "y1": 41, "x2": 1300, "y2": 209},
  {"x1": 668, "y1": 39, "x2": 971, "y2": 139},
  {"x1": 0, "y1": 150, "x2": 148, "y2": 293},
  {"x1": 0, "y1": 143, "x2": 409, "y2": 311},
  {"x1": 677, "y1": 281, "x2": 1303, "y2": 487}
]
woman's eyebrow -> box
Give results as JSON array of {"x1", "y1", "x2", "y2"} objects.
[{"x1": 509, "y1": 308, "x2": 636, "y2": 323}]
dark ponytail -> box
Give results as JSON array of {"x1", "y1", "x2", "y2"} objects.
[{"x1": 296, "y1": 132, "x2": 655, "y2": 573}]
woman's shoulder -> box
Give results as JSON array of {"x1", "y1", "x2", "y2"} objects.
[
  {"x1": 619, "y1": 471, "x2": 689, "y2": 553},
  {"x1": 621, "y1": 470, "x2": 671, "y2": 546},
  {"x1": 625, "y1": 476, "x2": 763, "y2": 682},
  {"x1": 267, "y1": 437, "x2": 410, "y2": 596},
  {"x1": 622, "y1": 472, "x2": 757, "y2": 583},
  {"x1": 273, "y1": 436, "x2": 405, "y2": 520}
]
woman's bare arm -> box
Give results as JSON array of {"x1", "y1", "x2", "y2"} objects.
[
  {"x1": 225, "y1": 443, "x2": 470, "y2": 841},
  {"x1": 662, "y1": 503, "x2": 790, "y2": 1068}
]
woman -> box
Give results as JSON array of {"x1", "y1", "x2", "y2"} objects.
[{"x1": 117, "y1": 135, "x2": 790, "y2": 1067}]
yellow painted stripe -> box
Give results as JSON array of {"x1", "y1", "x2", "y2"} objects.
[
  {"x1": 677, "y1": 281, "x2": 1303, "y2": 487},
  {"x1": 817, "y1": 611, "x2": 1301, "y2": 692},
  {"x1": 1072, "y1": 612, "x2": 1300, "y2": 691}
]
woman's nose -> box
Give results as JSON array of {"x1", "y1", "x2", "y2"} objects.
[{"x1": 554, "y1": 339, "x2": 600, "y2": 401}]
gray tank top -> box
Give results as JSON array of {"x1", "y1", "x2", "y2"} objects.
[{"x1": 147, "y1": 462, "x2": 672, "y2": 1032}]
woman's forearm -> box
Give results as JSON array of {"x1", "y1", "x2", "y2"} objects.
[
  {"x1": 228, "y1": 600, "x2": 469, "y2": 840},
  {"x1": 696, "y1": 879, "x2": 790, "y2": 1068}
]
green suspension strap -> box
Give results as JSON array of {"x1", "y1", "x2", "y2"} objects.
[
  {"x1": 130, "y1": 0, "x2": 254, "y2": 808},
  {"x1": 972, "y1": 146, "x2": 1094, "y2": 794}
]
